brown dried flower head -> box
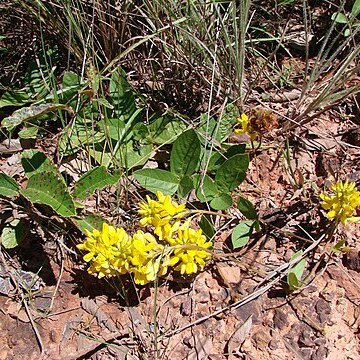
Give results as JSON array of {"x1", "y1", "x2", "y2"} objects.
[{"x1": 248, "y1": 108, "x2": 278, "y2": 137}]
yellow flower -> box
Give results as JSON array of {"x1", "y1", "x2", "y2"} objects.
[
  {"x1": 234, "y1": 113, "x2": 257, "y2": 140},
  {"x1": 77, "y1": 223, "x2": 132, "y2": 278},
  {"x1": 320, "y1": 180, "x2": 360, "y2": 224},
  {"x1": 138, "y1": 191, "x2": 188, "y2": 239},
  {"x1": 168, "y1": 223, "x2": 212, "y2": 275},
  {"x1": 132, "y1": 257, "x2": 165, "y2": 285},
  {"x1": 131, "y1": 230, "x2": 163, "y2": 266},
  {"x1": 130, "y1": 230, "x2": 168, "y2": 285}
]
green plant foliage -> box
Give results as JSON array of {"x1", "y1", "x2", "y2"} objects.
[
  {"x1": 207, "y1": 144, "x2": 247, "y2": 174},
  {"x1": 147, "y1": 115, "x2": 187, "y2": 144},
  {"x1": 116, "y1": 140, "x2": 153, "y2": 170},
  {"x1": 109, "y1": 69, "x2": 137, "y2": 120},
  {"x1": 210, "y1": 193, "x2": 233, "y2": 210},
  {"x1": 18, "y1": 126, "x2": 39, "y2": 139},
  {"x1": 21, "y1": 171, "x2": 76, "y2": 217},
  {"x1": 287, "y1": 251, "x2": 307, "y2": 291},
  {"x1": 72, "y1": 214, "x2": 107, "y2": 234},
  {"x1": 0, "y1": 91, "x2": 31, "y2": 108},
  {"x1": 56, "y1": 71, "x2": 83, "y2": 102},
  {"x1": 178, "y1": 176, "x2": 194, "y2": 197},
  {"x1": 0, "y1": 173, "x2": 19, "y2": 197},
  {"x1": 133, "y1": 168, "x2": 179, "y2": 195},
  {"x1": 237, "y1": 196, "x2": 257, "y2": 220},
  {"x1": 170, "y1": 129, "x2": 201, "y2": 178},
  {"x1": 199, "y1": 215, "x2": 215, "y2": 241},
  {"x1": 58, "y1": 116, "x2": 105, "y2": 157},
  {"x1": 21, "y1": 150, "x2": 57, "y2": 177},
  {"x1": 1, "y1": 103, "x2": 66, "y2": 131},
  {"x1": 199, "y1": 104, "x2": 236, "y2": 143},
  {"x1": 193, "y1": 174, "x2": 219, "y2": 202},
  {"x1": 73, "y1": 166, "x2": 121, "y2": 200},
  {"x1": 215, "y1": 154, "x2": 249, "y2": 193},
  {"x1": 0, "y1": 219, "x2": 26, "y2": 249},
  {"x1": 231, "y1": 220, "x2": 256, "y2": 249}
]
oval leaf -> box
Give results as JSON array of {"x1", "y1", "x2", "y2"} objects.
[
  {"x1": 231, "y1": 220, "x2": 255, "y2": 249},
  {"x1": 287, "y1": 251, "x2": 307, "y2": 291},
  {"x1": 0, "y1": 172, "x2": 19, "y2": 197},
  {"x1": 133, "y1": 169, "x2": 179, "y2": 195},
  {"x1": 215, "y1": 154, "x2": 249, "y2": 192},
  {"x1": 170, "y1": 129, "x2": 201, "y2": 178},
  {"x1": 193, "y1": 174, "x2": 219, "y2": 202},
  {"x1": 1, "y1": 219, "x2": 26, "y2": 249},
  {"x1": 210, "y1": 193, "x2": 233, "y2": 210},
  {"x1": 237, "y1": 196, "x2": 257, "y2": 220},
  {"x1": 73, "y1": 166, "x2": 121, "y2": 200},
  {"x1": 21, "y1": 171, "x2": 76, "y2": 217}
]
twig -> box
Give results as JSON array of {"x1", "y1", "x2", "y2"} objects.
[{"x1": 22, "y1": 295, "x2": 45, "y2": 356}]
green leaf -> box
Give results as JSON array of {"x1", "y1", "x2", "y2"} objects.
[
  {"x1": 199, "y1": 215, "x2": 215, "y2": 241},
  {"x1": 73, "y1": 166, "x2": 121, "y2": 200},
  {"x1": 351, "y1": 0, "x2": 360, "y2": 17},
  {"x1": 207, "y1": 145, "x2": 247, "y2": 174},
  {"x1": 23, "y1": 53, "x2": 54, "y2": 99},
  {"x1": 58, "y1": 116, "x2": 105, "y2": 157},
  {"x1": 199, "y1": 105, "x2": 237, "y2": 143},
  {"x1": 115, "y1": 140, "x2": 152, "y2": 170},
  {"x1": 177, "y1": 176, "x2": 194, "y2": 197},
  {"x1": 223, "y1": 144, "x2": 247, "y2": 158},
  {"x1": 210, "y1": 193, "x2": 233, "y2": 210},
  {"x1": 215, "y1": 154, "x2": 249, "y2": 192},
  {"x1": 199, "y1": 115, "x2": 221, "y2": 143},
  {"x1": 0, "y1": 91, "x2": 31, "y2": 108},
  {"x1": 170, "y1": 129, "x2": 201, "y2": 178},
  {"x1": 2, "y1": 103, "x2": 66, "y2": 131},
  {"x1": 21, "y1": 150, "x2": 57, "y2": 177},
  {"x1": 72, "y1": 214, "x2": 107, "y2": 234},
  {"x1": 18, "y1": 126, "x2": 39, "y2": 139},
  {"x1": 231, "y1": 220, "x2": 255, "y2": 249},
  {"x1": 237, "y1": 196, "x2": 257, "y2": 220},
  {"x1": 207, "y1": 151, "x2": 224, "y2": 173},
  {"x1": 331, "y1": 239, "x2": 348, "y2": 253},
  {"x1": 133, "y1": 169, "x2": 179, "y2": 195},
  {"x1": 331, "y1": 12, "x2": 348, "y2": 24},
  {"x1": 193, "y1": 174, "x2": 219, "y2": 202},
  {"x1": 0, "y1": 173, "x2": 19, "y2": 197},
  {"x1": 21, "y1": 171, "x2": 76, "y2": 217},
  {"x1": 287, "y1": 251, "x2": 307, "y2": 291},
  {"x1": 109, "y1": 69, "x2": 137, "y2": 120},
  {"x1": 1, "y1": 219, "x2": 26, "y2": 249},
  {"x1": 57, "y1": 71, "x2": 82, "y2": 101},
  {"x1": 94, "y1": 97, "x2": 114, "y2": 109},
  {"x1": 147, "y1": 115, "x2": 187, "y2": 144}
]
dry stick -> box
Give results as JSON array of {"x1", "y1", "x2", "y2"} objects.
[
  {"x1": 22, "y1": 295, "x2": 45, "y2": 357},
  {"x1": 165, "y1": 233, "x2": 325, "y2": 337}
]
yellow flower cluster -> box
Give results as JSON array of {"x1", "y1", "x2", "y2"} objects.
[
  {"x1": 77, "y1": 192, "x2": 212, "y2": 285},
  {"x1": 320, "y1": 180, "x2": 360, "y2": 224}
]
